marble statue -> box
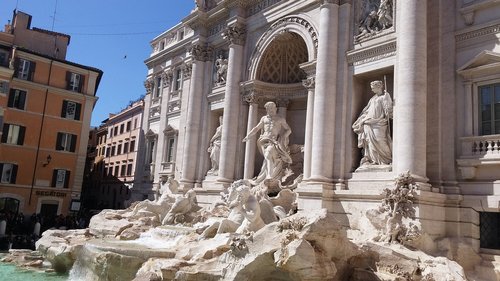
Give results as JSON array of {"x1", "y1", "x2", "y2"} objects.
[
  {"x1": 355, "y1": 0, "x2": 393, "y2": 42},
  {"x1": 128, "y1": 187, "x2": 174, "y2": 222},
  {"x1": 161, "y1": 175, "x2": 179, "y2": 195},
  {"x1": 201, "y1": 180, "x2": 265, "y2": 238},
  {"x1": 243, "y1": 101, "x2": 292, "y2": 186},
  {"x1": 377, "y1": 0, "x2": 393, "y2": 29},
  {"x1": 214, "y1": 55, "x2": 228, "y2": 85},
  {"x1": 207, "y1": 116, "x2": 223, "y2": 175},
  {"x1": 162, "y1": 189, "x2": 201, "y2": 225},
  {"x1": 352, "y1": 80, "x2": 393, "y2": 171}
]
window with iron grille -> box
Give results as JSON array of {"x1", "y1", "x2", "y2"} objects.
[{"x1": 480, "y1": 211, "x2": 500, "y2": 250}]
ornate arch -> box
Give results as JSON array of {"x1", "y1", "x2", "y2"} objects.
[{"x1": 248, "y1": 15, "x2": 318, "y2": 81}]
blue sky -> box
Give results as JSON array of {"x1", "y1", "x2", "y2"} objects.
[{"x1": 1, "y1": 0, "x2": 194, "y2": 126}]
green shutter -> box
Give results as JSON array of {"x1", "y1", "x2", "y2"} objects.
[
  {"x1": 70, "y1": 134, "x2": 77, "y2": 152},
  {"x1": 10, "y1": 164, "x2": 18, "y2": 184},
  {"x1": 64, "y1": 170, "x2": 71, "y2": 188},
  {"x1": 17, "y1": 126, "x2": 25, "y2": 145},
  {"x1": 52, "y1": 169, "x2": 58, "y2": 187},
  {"x1": 61, "y1": 100, "x2": 68, "y2": 118},
  {"x1": 75, "y1": 103, "x2": 82, "y2": 121}
]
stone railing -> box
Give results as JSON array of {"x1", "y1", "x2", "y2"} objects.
[
  {"x1": 460, "y1": 134, "x2": 500, "y2": 158},
  {"x1": 159, "y1": 162, "x2": 175, "y2": 176}
]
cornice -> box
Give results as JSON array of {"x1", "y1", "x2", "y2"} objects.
[
  {"x1": 346, "y1": 39, "x2": 396, "y2": 66},
  {"x1": 240, "y1": 80, "x2": 307, "y2": 101},
  {"x1": 456, "y1": 22, "x2": 500, "y2": 45}
]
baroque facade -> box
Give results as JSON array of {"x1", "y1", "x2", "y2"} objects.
[{"x1": 142, "y1": 0, "x2": 500, "y2": 273}]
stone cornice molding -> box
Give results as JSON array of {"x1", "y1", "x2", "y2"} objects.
[
  {"x1": 222, "y1": 24, "x2": 246, "y2": 45},
  {"x1": 190, "y1": 44, "x2": 214, "y2": 61},
  {"x1": 275, "y1": 98, "x2": 290, "y2": 107},
  {"x1": 299, "y1": 60, "x2": 317, "y2": 77},
  {"x1": 243, "y1": 92, "x2": 263, "y2": 104},
  {"x1": 456, "y1": 22, "x2": 500, "y2": 45},
  {"x1": 241, "y1": 80, "x2": 307, "y2": 100},
  {"x1": 321, "y1": 0, "x2": 340, "y2": 6},
  {"x1": 346, "y1": 40, "x2": 396, "y2": 66},
  {"x1": 145, "y1": 129, "x2": 158, "y2": 140},
  {"x1": 163, "y1": 124, "x2": 178, "y2": 136},
  {"x1": 460, "y1": 0, "x2": 500, "y2": 26}
]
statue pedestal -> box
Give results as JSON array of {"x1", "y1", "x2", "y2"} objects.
[{"x1": 354, "y1": 164, "x2": 392, "y2": 173}]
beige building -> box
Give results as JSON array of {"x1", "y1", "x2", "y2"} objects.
[
  {"x1": 93, "y1": 99, "x2": 146, "y2": 208},
  {"x1": 0, "y1": 11, "x2": 102, "y2": 219},
  {"x1": 140, "y1": 0, "x2": 500, "y2": 277}
]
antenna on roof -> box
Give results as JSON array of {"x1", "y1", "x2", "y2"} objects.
[
  {"x1": 51, "y1": 0, "x2": 58, "y2": 31},
  {"x1": 15, "y1": 0, "x2": 19, "y2": 10}
]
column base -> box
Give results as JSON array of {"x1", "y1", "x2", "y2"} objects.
[{"x1": 202, "y1": 176, "x2": 229, "y2": 192}]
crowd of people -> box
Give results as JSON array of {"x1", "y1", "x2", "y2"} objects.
[{"x1": 0, "y1": 209, "x2": 93, "y2": 251}]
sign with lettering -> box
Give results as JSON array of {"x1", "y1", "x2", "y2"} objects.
[{"x1": 35, "y1": 190, "x2": 67, "y2": 197}]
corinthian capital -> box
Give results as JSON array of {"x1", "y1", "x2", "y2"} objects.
[
  {"x1": 322, "y1": 0, "x2": 340, "y2": 5},
  {"x1": 190, "y1": 44, "x2": 213, "y2": 62},
  {"x1": 243, "y1": 92, "x2": 261, "y2": 104},
  {"x1": 302, "y1": 77, "x2": 316, "y2": 90},
  {"x1": 161, "y1": 69, "x2": 173, "y2": 87},
  {"x1": 222, "y1": 24, "x2": 246, "y2": 45}
]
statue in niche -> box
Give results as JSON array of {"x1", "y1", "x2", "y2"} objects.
[
  {"x1": 207, "y1": 116, "x2": 223, "y2": 176},
  {"x1": 352, "y1": 80, "x2": 393, "y2": 171},
  {"x1": 243, "y1": 101, "x2": 292, "y2": 186},
  {"x1": 355, "y1": 0, "x2": 393, "y2": 42},
  {"x1": 215, "y1": 55, "x2": 228, "y2": 86}
]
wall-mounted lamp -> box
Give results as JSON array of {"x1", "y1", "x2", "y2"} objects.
[{"x1": 42, "y1": 154, "x2": 52, "y2": 167}]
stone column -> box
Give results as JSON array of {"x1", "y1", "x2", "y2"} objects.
[
  {"x1": 393, "y1": 0, "x2": 427, "y2": 179},
  {"x1": 218, "y1": 24, "x2": 246, "y2": 184},
  {"x1": 180, "y1": 44, "x2": 211, "y2": 188},
  {"x1": 243, "y1": 93, "x2": 260, "y2": 179},
  {"x1": 276, "y1": 98, "x2": 289, "y2": 118},
  {"x1": 302, "y1": 76, "x2": 315, "y2": 179},
  {"x1": 309, "y1": 0, "x2": 339, "y2": 183},
  {"x1": 154, "y1": 69, "x2": 173, "y2": 183}
]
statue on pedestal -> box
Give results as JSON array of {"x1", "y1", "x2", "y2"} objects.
[
  {"x1": 207, "y1": 116, "x2": 223, "y2": 176},
  {"x1": 243, "y1": 101, "x2": 292, "y2": 186},
  {"x1": 352, "y1": 80, "x2": 393, "y2": 171},
  {"x1": 215, "y1": 55, "x2": 228, "y2": 86}
]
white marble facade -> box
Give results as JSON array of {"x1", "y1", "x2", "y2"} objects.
[{"x1": 141, "y1": 0, "x2": 500, "y2": 269}]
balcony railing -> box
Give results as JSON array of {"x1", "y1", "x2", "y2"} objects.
[{"x1": 460, "y1": 134, "x2": 500, "y2": 158}]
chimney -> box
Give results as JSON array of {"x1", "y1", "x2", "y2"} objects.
[{"x1": 4, "y1": 20, "x2": 12, "y2": 33}]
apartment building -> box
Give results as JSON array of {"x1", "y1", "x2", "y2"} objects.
[{"x1": 0, "y1": 11, "x2": 102, "y2": 219}]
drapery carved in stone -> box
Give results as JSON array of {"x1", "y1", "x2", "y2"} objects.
[
  {"x1": 354, "y1": 0, "x2": 394, "y2": 43},
  {"x1": 222, "y1": 24, "x2": 246, "y2": 45}
]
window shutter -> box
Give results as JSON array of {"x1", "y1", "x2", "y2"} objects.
[
  {"x1": 66, "y1": 72, "x2": 72, "y2": 90},
  {"x1": 17, "y1": 126, "x2": 25, "y2": 145},
  {"x1": 7, "y1": 89, "x2": 14, "y2": 107},
  {"x1": 61, "y1": 100, "x2": 68, "y2": 118},
  {"x1": 70, "y1": 134, "x2": 77, "y2": 152},
  {"x1": 28, "y1": 61, "x2": 36, "y2": 81},
  {"x1": 75, "y1": 103, "x2": 81, "y2": 121},
  {"x1": 10, "y1": 164, "x2": 18, "y2": 184},
  {"x1": 51, "y1": 169, "x2": 58, "y2": 187},
  {"x1": 1, "y1": 124, "x2": 8, "y2": 143},
  {"x1": 13, "y1": 58, "x2": 19, "y2": 77},
  {"x1": 0, "y1": 164, "x2": 3, "y2": 181},
  {"x1": 78, "y1": 75, "x2": 85, "y2": 93},
  {"x1": 18, "y1": 90, "x2": 26, "y2": 110},
  {"x1": 64, "y1": 170, "x2": 70, "y2": 188},
  {"x1": 56, "y1": 132, "x2": 63, "y2": 150}
]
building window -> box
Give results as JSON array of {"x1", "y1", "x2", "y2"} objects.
[
  {"x1": 114, "y1": 126, "x2": 118, "y2": 136},
  {"x1": 66, "y1": 72, "x2": 84, "y2": 92},
  {"x1": 159, "y1": 40, "x2": 165, "y2": 51},
  {"x1": 2, "y1": 123, "x2": 25, "y2": 145},
  {"x1": 165, "y1": 138, "x2": 175, "y2": 162},
  {"x1": 126, "y1": 164, "x2": 133, "y2": 176},
  {"x1": 15, "y1": 58, "x2": 36, "y2": 81},
  {"x1": 117, "y1": 144, "x2": 122, "y2": 155},
  {"x1": 114, "y1": 166, "x2": 119, "y2": 176},
  {"x1": 134, "y1": 118, "x2": 138, "y2": 129},
  {"x1": 111, "y1": 146, "x2": 116, "y2": 156},
  {"x1": 7, "y1": 89, "x2": 27, "y2": 110},
  {"x1": 178, "y1": 30, "x2": 184, "y2": 40},
  {"x1": 480, "y1": 212, "x2": 500, "y2": 250},
  {"x1": 61, "y1": 100, "x2": 82, "y2": 120},
  {"x1": 0, "y1": 163, "x2": 18, "y2": 184},
  {"x1": 120, "y1": 124, "x2": 124, "y2": 134},
  {"x1": 0, "y1": 50, "x2": 9, "y2": 67},
  {"x1": 56, "y1": 132, "x2": 77, "y2": 152},
  {"x1": 123, "y1": 142, "x2": 129, "y2": 154},
  {"x1": 479, "y1": 83, "x2": 500, "y2": 135},
  {"x1": 0, "y1": 81, "x2": 9, "y2": 94},
  {"x1": 155, "y1": 76, "x2": 162, "y2": 98},
  {"x1": 52, "y1": 169, "x2": 70, "y2": 188},
  {"x1": 120, "y1": 164, "x2": 126, "y2": 176},
  {"x1": 106, "y1": 147, "x2": 110, "y2": 157},
  {"x1": 126, "y1": 121, "x2": 131, "y2": 132},
  {"x1": 130, "y1": 140, "x2": 135, "y2": 152},
  {"x1": 174, "y1": 69, "x2": 182, "y2": 91}
]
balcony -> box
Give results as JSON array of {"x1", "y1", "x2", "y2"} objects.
[{"x1": 457, "y1": 134, "x2": 500, "y2": 179}]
